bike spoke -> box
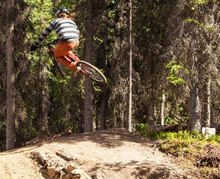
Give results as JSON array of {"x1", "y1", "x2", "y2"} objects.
[{"x1": 80, "y1": 64, "x2": 105, "y2": 82}]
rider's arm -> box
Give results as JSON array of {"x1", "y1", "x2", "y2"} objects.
[{"x1": 33, "y1": 24, "x2": 54, "y2": 47}]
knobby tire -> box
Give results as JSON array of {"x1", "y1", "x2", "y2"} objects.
[
  {"x1": 49, "y1": 52, "x2": 65, "y2": 77},
  {"x1": 78, "y1": 61, "x2": 107, "y2": 83}
]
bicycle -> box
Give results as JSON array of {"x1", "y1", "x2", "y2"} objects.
[{"x1": 36, "y1": 39, "x2": 107, "y2": 83}]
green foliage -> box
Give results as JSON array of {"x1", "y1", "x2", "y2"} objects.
[
  {"x1": 192, "y1": 0, "x2": 210, "y2": 4},
  {"x1": 164, "y1": 100, "x2": 189, "y2": 125},
  {"x1": 1, "y1": 120, "x2": 6, "y2": 127},
  {"x1": 165, "y1": 61, "x2": 189, "y2": 85},
  {"x1": 3, "y1": 0, "x2": 219, "y2": 156},
  {"x1": 25, "y1": 0, "x2": 58, "y2": 76},
  {"x1": 191, "y1": 0, "x2": 219, "y2": 7},
  {"x1": 160, "y1": 139, "x2": 204, "y2": 157},
  {"x1": 147, "y1": 130, "x2": 208, "y2": 141},
  {"x1": 184, "y1": 18, "x2": 218, "y2": 32},
  {"x1": 21, "y1": 0, "x2": 85, "y2": 136},
  {"x1": 165, "y1": 116, "x2": 174, "y2": 124},
  {"x1": 25, "y1": 0, "x2": 53, "y2": 34},
  {"x1": 136, "y1": 123, "x2": 149, "y2": 135},
  {"x1": 136, "y1": 129, "x2": 220, "y2": 158},
  {"x1": 191, "y1": 0, "x2": 216, "y2": 10},
  {"x1": 208, "y1": 135, "x2": 220, "y2": 143},
  {"x1": 185, "y1": 18, "x2": 205, "y2": 27}
]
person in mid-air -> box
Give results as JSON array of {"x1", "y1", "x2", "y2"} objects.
[{"x1": 30, "y1": 8, "x2": 80, "y2": 71}]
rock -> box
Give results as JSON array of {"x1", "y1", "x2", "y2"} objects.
[
  {"x1": 60, "y1": 170, "x2": 67, "y2": 179},
  {"x1": 56, "y1": 166, "x2": 64, "y2": 173},
  {"x1": 32, "y1": 152, "x2": 47, "y2": 165},
  {"x1": 202, "y1": 127, "x2": 216, "y2": 137},
  {"x1": 70, "y1": 169, "x2": 91, "y2": 179},
  {"x1": 63, "y1": 174, "x2": 71, "y2": 179},
  {"x1": 66, "y1": 164, "x2": 79, "y2": 173},
  {"x1": 54, "y1": 174, "x2": 60, "y2": 179},
  {"x1": 39, "y1": 168, "x2": 48, "y2": 175},
  {"x1": 56, "y1": 152, "x2": 75, "y2": 161},
  {"x1": 70, "y1": 175, "x2": 80, "y2": 179},
  {"x1": 31, "y1": 152, "x2": 90, "y2": 179},
  {"x1": 48, "y1": 166, "x2": 58, "y2": 178}
]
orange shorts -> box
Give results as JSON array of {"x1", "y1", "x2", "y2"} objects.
[
  {"x1": 54, "y1": 40, "x2": 80, "y2": 71},
  {"x1": 54, "y1": 40, "x2": 79, "y2": 58}
]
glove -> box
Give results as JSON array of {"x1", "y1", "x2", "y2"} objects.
[{"x1": 30, "y1": 44, "x2": 37, "y2": 51}]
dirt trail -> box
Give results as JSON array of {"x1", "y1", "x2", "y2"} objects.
[{"x1": 0, "y1": 128, "x2": 197, "y2": 179}]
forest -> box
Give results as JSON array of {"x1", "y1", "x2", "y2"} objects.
[{"x1": 1, "y1": 0, "x2": 220, "y2": 151}]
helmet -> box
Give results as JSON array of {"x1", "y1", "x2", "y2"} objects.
[{"x1": 57, "y1": 8, "x2": 69, "y2": 17}]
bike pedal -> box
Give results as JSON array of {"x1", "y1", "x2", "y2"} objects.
[{"x1": 74, "y1": 66, "x2": 81, "y2": 76}]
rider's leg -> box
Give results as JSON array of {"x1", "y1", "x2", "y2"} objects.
[{"x1": 54, "y1": 40, "x2": 79, "y2": 71}]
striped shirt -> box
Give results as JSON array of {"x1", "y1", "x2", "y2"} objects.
[{"x1": 34, "y1": 18, "x2": 80, "y2": 46}]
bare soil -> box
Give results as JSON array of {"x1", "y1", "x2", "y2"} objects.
[{"x1": 0, "y1": 128, "x2": 201, "y2": 179}]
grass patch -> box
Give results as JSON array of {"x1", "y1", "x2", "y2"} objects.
[
  {"x1": 148, "y1": 130, "x2": 210, "y2": 157},
  {"x1": 145, "y1": 130, "x2": 220, "y2": 157},
  {"x1": 136, "y1": 124, "x2": 220, "y2": 178}
]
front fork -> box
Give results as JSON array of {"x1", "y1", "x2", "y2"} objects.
[
  {"x1": 74, "y1": 65, "x2": 81, "y2": 76},
  {"x1": 48, "y1": 49, "x2": 65, "y2": 77},
  {"x1": 49, "y1": 46, "x2": 81, "y2": 76}
]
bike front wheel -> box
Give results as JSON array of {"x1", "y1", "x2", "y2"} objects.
[
  {"x1": 49, "y1": 52, "x2": 65, "y2": 77},
  {"x1": 77, "y1": 61, "x2": 107, "y2": 83}
]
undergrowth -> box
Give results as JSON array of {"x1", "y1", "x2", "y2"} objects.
[
  {"x1": 146, "y1": 129, "x2": 220, "y2": 157},
  {"x1": 136, "y1": 123, "x2": 220, "y2": 147},
  {"x1": 136, "y1": 123, "x2": 220, "y2": 178}
]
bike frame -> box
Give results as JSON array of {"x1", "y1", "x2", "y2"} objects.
[
  {"x1": 43, "y1": 41, "x2": 66, "y2": 77},
  {"x1": 48, "y1": 45, "x2": 87, "y2": 76}
]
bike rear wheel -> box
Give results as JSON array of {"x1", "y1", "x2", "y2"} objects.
[{"x1": 77, "y1": 61, "x2": 106, "y2": 83}]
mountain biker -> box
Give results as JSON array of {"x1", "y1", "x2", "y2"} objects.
[{"x1": 30, "y1": 8, "x2": 80, "y2": 71}]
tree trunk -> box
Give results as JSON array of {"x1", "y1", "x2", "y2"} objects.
[
  {"x1": 204, "y1": 74, "x2": 211, "y2": 127},
  {"x1": 126, "y1": 0, "x2": 132, "y2": 132},
  {"x1": 187, "y1": 38, "x2": 201, "y2": 132},
  {"x1": 161, "y1": 91, "x2": 165, "y2": 125},
  {"x1": 100, "y1": 0, "x2": 108, "y2": 130},
  {"x1": 37, "y1": 53, "x2": 49, "y2": 131},
  {"x1": 84, "y1": 0, "x2": 93, "y2": 132},
  {"x1": 100, "y1": 85, "x2": 107, "y2": 129},
  {"x1": 153, "y1": 104, "x2": 157, "y2": 125},
  {"x1": 6, "y1": 0, "x2": 15, "y2": 150}
]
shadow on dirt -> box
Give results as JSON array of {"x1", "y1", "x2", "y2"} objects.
[
  {"x1": 48, "y1": 128, "x2": 153, "y2": 149},
  {"x1": 88, "y1": 160, "x2": 187, "y2": 179},
  {"x1": 0, "y1": 144, "x2": 43, "y2": 156}
]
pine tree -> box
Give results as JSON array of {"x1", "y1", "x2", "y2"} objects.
[
  {"x1": 6, "y1": 0, "x2": 15, "y2": 150},
  {"x1": 84, "y1": 0, "x2": 93, "y2": 132}
]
